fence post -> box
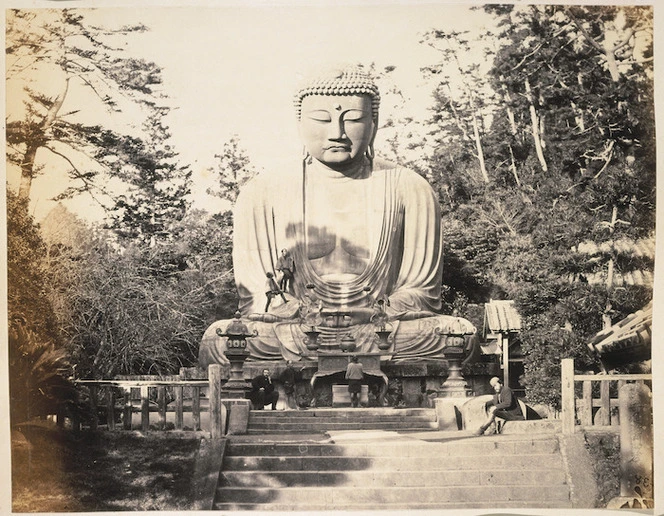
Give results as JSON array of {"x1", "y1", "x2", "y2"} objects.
[
  {"x1": 209, "y1": 365, "x2": 225, "y2": 438},
  {"x1": 141, "y1": 385, "x2": 150, "y2": 432},
  {"x1": 89, "y1": 386, "x2": 98, "y2": 431},
  {"x1": 106, "y1": 389, "x2": 116, "y2": 430},
  {"x1": 561, "y1": 358, "x2": 575, "y2": 435},
  {"x1": 175, "y1": 386, "x2": 184, "y2": 430},
  {"x1": 192, "y1": 386, "x2": 201, "y2": 431}
]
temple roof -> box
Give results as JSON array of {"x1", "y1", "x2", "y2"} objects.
[
  {"x1": 587, "y1": 301, "x2": 652, "y2": 370},
  {"x1": 483, "y1": 300, "x2": 522, "y2": 336}
]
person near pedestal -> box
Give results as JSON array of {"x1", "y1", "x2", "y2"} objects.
[
  {"x1": 264, "y1": 272, "x2": 288, "y2": 312},
  {"x1": 281, "y1": 360, "x2": 299, "y2": 409},
  {"x1": 251, "y1": 369, "x2": 279, "y2": 410},
  {"x1": 474, "y1": 376, "x2": 523, "y2": 435},
  {"x1": 276, "y1": 248, "x2": 295, "y2": 294},
  {"x1": 345, "y1": 356, "x2": 364, "y2": 408}
]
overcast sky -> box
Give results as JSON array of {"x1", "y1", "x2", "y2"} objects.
[{"x1": 5, "y1": 2, "x2": 499, "y2": 221}]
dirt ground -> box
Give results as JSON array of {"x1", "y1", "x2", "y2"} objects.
[{"x1": 11, "y1": 421, "x2": 201, "y2": 512}]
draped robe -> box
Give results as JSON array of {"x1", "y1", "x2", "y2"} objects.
[{"x1": 199, "y1": 157, "x2": 477, "y2": 365}]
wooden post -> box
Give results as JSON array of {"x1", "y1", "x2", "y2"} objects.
[
  {"x1": 561, "y1": 359, "x2": 575, "y2": 435},
  {"x1": 501, "y1": 334, "x2": 509, "y2": 388},
  {"x1": 209, "y1": 365, "x2": 224, "y2": 438},
  {"x1": 192, "y1": 386, "x2": 201, "y2": 431},
  {"x1": 141, "y1": 385, "x2": 150, "y2": 432},
  {"x1": 599, "y1": 381, "x2": 610, "y2": 426},
  {"x1": 123, "y1": 391, "x2": 132, "y2": 430},
  {"x1": 157, "y1": 386, "x2": 167, "y2": 425},
  {"x1": 106, "y1": 389, "x2": 116, "y2": 430},
  {"x1": 582, "y1": 380, "x2": 593, "y2": 426},
  {"x1": 89, "y1": 386, "x2": 98, "y2": 431},
  {"x1": 175, "y1": 386, "x2": 184, "y2": 430}
]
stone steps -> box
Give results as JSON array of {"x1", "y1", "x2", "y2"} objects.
[
  {"x1": 227, "y1": 438, "x2": 561, "y2": 457},
  {"x1": 247, "y1": 407, "x2": 439, "y2": 433},
  {"x1": 220, "y1": 467, "x2": 568, "y2": 488},
  {"x1": 214, "y1": 435, "x2": 572, "y2": 510},
  {"x1": 247, "y1": 421, "x2": 440, "y2": 433},
  {"x1": 223, "y1": 452, "x2": 565, "y2": 471},
  {"x1": 214, "y1": 500, "x2": 572, "y2": 511},
  {"x1": 249, "y1": 408, "x2": 437, "y2": 418},
  {"x1": 215, "y1": 484, "x2": 572, "y2": 506}
]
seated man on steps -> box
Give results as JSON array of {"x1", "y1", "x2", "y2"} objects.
[
  {"x1": 474, "y1": 376, "x2": 523, "y2": 435},
  {"x1": 251, "y1": 369, "x2": 279, "y2": 410}
]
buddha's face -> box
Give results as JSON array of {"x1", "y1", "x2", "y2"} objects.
[{"x1": 299, "y1": 94, "x2": 376, "y2": 171}]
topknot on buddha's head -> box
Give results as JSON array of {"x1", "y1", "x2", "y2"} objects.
[{"x1": 293, "y1": 64, "x2": 380, "y2": 120}]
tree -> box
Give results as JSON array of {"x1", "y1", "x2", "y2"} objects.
[
  {"x1": 6, "y1": 8, "x2": 163, "y2": 202},
  {"x1": 7, "y1": 192, "x2": 78, "y2": 425},
  {"x1": 7, "y1": 190, "x2": 59, "y2": 342},
  {"x1": 206, "y1": 135, "x2": 259, "y2": 205},
  {"x1": 106, "y1": 108, "x2": 192, "y2": 246},
  {"x1": 9, "y1": 323, "x2": 77, "y2": 426},
  {"x1": 422, "y1": 29, "x2": 496, "y2": 184}
]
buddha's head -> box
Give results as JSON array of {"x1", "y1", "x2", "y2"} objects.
[{"x1": 294, "y1": 65, "x2": 380, "y2": 171}]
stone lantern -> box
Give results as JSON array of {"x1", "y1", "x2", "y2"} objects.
[{"x1": 216, "y1": 311, "x2": 257, "y2": 397}]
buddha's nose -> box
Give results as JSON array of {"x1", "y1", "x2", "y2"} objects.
[{"x1": 328, "y1": 119, "x2": 347, "y2": 140}]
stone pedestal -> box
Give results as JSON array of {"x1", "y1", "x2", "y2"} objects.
[
  {"x1": 439, "y1": 345, "x2": 470, "y2": 398},
  {"x1": 220, "y1": 348, "x2": 252, "y2": 400},
  {"x1": 434, "y1": 398, "x2": 464, "y2": 430},
  {"x1": 224, "y1": 399, "x2": 251, "y2": 435}
]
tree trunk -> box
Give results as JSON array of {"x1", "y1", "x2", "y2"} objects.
[
  {"x1": 18, "y1": 144, "x2": 39, "y2": 201},
  {"x1": 17, "y1": 78, "x2": 70, "y2": 201},
  {"x1": 525, "y1": 78, "x2": 548, "y2": 172},
  {"x1": 500, "y1": 79, "x2": 518, "y2": 135},
  {"x1": 508, "y1": 144, "x2": 521, "y2": 186},
  {"x1": 603, "y1": 44, "x2": 621, "y2": 82},
  {"x1": 471, "y1": 113, "x2": 489, "y2": 183}
]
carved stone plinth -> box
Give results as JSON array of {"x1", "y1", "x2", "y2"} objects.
[{"x1": 439, "y1": 344, "x2": 470, "y2": 398}]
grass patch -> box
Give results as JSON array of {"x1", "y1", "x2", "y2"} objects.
[
  {"x1": 12, "y1": 421, "x2": 201, "y2": 512},
  {"x1": 584, "y1": 431, "x2": 621, "y2": 507}
]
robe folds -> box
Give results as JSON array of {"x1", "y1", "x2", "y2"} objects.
[{"x1": 198, "y1": 157, "x2": 477, "y2": 366}]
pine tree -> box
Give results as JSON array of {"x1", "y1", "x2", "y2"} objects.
[{"x1": 6, "y1": 8, "x2": 164, "y2": 203}]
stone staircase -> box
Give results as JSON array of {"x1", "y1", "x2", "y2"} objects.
[
  {"x1": 247, "y1": 408, "x2": 440, "y2": 434},
  {"x1": 214, "y1": 433, "x2": 573, "y2": 510}
]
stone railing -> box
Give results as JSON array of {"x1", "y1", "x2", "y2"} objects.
[{"x1": 560, "y1": 358, "x2": 652, "y2": 435}]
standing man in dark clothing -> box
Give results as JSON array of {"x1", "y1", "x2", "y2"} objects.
[
  {"x1": 251, "y1": 369, "x2": 279, "y2": 410},
  {"x1": 345, "y1": 356, "x2": 364, "y2": 408},
  {"x1": 281, "y1": 360, "x2": 298, "y2": 409},
  {"x1": 474, "y1": 376, "x2": 523, "y2": 435},
  {"x1": 276, "y1": 248, "x2": 295, "y2": 294}
]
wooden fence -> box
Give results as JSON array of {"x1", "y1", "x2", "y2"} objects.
[
  {"x1": 560, "y1": 358, "x2": 652, "y2": 434},
  {"x1": 71, "y1": 366, "x2": 228, "y2": 437}
]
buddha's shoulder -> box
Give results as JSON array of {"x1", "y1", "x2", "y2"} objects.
[
  {"x1": 373, "y1": 158, "x2": 432, "y2": 188},
  {"x1": 238, "y1": 165, "x2": 300, "y2": 197}
]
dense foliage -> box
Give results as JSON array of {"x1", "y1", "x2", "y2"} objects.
[{"x1": 423, "y1": 5, "x2": 654, "y2": 407}]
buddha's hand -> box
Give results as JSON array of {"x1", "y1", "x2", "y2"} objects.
[
  {"x1": 319, "y1": 307, "x2": 375, "y2": 327},
  {"x1": 248, "y1": 313, "x2": 283, "y2": 323}
]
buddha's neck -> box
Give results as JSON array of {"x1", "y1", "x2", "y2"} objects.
[{"x1": 309, "y1": 158, "x2": 371, "y2": 180}]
